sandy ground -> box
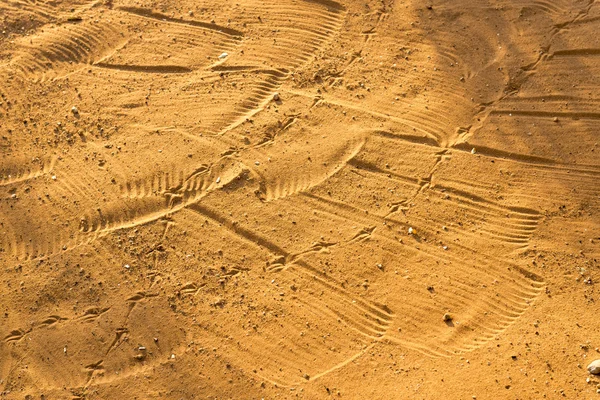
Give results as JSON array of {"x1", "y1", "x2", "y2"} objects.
[{"x1": 0, "y1": 0, "x2": 599, "y2": 398}]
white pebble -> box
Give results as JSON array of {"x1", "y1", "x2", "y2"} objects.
[
  {"x1": 218, "y1": 52, "x2": 228, "y2": 59},
  {"x1": 588, "y1": 359, "x2": 600, "y2": 375}
]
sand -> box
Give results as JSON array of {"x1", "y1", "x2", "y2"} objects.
[{"x1": 0, "y1": 0, "x2": 599, "y2": 398}]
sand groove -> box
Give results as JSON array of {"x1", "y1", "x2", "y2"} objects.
[{"x1": 116, "y1": 6, "x2": 245, "y2": 37}]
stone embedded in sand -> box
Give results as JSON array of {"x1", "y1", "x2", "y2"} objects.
[
  {"x1": 71, "y1": 106, "x2": 79, "y2": 114},
  {"x1": 408, "y1": 227, "x2": 414, "y2": 234},
  {"x1": 588, "y1": 360, "x2": 600, "y2": 375},
  {"x1": 443, "y1": 313, "x2": 453, "y2": 322},
  {"x1": 273, "y1": 92, "x2": 280, "y2": 101},
  {"x1": 218, "y1": 52, "x2": 228, "y2": 59}
]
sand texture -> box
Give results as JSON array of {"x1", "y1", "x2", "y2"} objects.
[{"x1": 1, "y1": 0, "x2": 599, "y2": 398}]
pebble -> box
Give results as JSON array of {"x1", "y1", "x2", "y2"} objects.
[
  {"x1": 408, "y1": 227, "x2": 414, "y2": 235},
  {"x1": 471, "y1": 148, "x2": 476, "y2": 154},
  {"x1": 588, "y1": 360, "x2": 600, "y2": 375},
  {"x1": 443, "y1": 313, "x2": 453, "y2": 322},
  {"x1": 71, "y1": 106, "x2": 79, "y2": 115},
  {"x1": 273, "y1": 92, "x2": 280, "y2": 101},
  {"x1": 218, "y1": 52, "x2": 228, "y2": 59}
]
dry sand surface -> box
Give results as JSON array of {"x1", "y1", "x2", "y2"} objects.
[{"x1": 0, "y1": 0, "x2": 599, "y2": 398}]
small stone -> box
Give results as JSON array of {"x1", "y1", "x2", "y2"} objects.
[
  {"x1": 124, "y1": 264, "x2": 130, "y2": 269},
  {"x1": 218, "y1": 52, "x2": 228, "y2": 59},
  {"x1": 273, "y1": 92, "x2": 280, "y2": 101},
  {"x1": 443, "y1": 313, "x2": 453, "y2": 322},
  {"x1": 553, "y1": 117, "x2": 559, "y2": 122},
  {"x1": 471, "y1": 148, "x2": 476, "y2": 154},
  {"x1": 408, "y1": 227, "x2": 414, "y2": 235},
  {"x1": 71, "y1": 106, "x2": 79, "y2": 114},
  {"x1": 588, "y1": 360, "x2": 600, "y2": 375}
]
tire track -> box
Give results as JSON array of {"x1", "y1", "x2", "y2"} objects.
[
  {"x1": 187, "y1": 202, "x2": 394, "y2": 339},
  {"x1": 0, "y1": 155, "x2": 57, "y2": 187},
  {"x1": 295, "y1": 193, "x2": 543, "y2": 354}
]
